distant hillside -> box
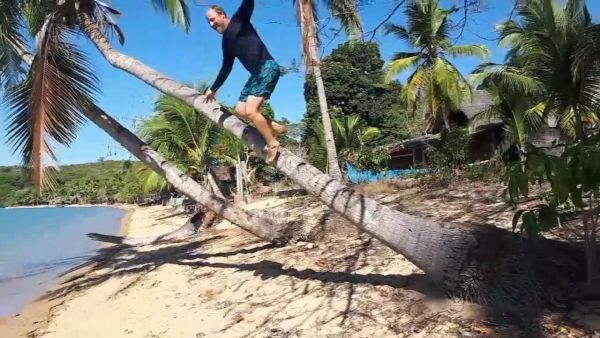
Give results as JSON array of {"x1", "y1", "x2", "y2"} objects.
[{"x1": 0, "y1": 160, "x2": 149, "y2": 207}]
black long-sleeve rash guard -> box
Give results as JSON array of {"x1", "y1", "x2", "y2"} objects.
[{"x1": 209, "y1": 0, "x2": 274, "y2": 92}]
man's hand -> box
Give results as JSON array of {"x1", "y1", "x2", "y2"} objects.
[{"x1": 204, "y1": 89, "x2": 217, "y2": 103}]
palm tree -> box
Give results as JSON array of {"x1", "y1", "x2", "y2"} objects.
[
  {"x1": 489, "y1": 0, "x2": 600, "y2": 141},
  {"x1": 313, "y1": 114, "x2": 381, "y2": 171},
  {"x1": 384, "y1": 0, "x2": 489, "y2": 132},
  {"x1": 294, "y1": 0, "x2": 363, "y2": 180},
  {"x1": 137, "y1": 83, "x2": 226, "y2": 196},
  {"x1": 1, "y1": 0, "x2": 586, "y2": 302}
]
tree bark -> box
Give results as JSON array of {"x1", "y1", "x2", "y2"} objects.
[
  {"x1": 298, "y1": 0, "x2": 343, "y2": 180},
  {"x1": 81, "y1": 16, "x2": 586, "y2": 304}
]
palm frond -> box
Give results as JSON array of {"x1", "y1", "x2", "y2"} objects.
[
  {"x1": 360, "y1": 127, "x2": 380, "y2": 143},
  {"x1": 431, "y1": 58, "x2": 472, "y2": 110},
  {"x1": 469, "y1": 106, "x2": 503, "y2": 132},
  {"x1": 5, "y1": 19, "x2": 99, "y2": 194},
  {"x1": 383, "y1": 23, "x2": 412, "y2": 43},
  {"x1": 324, "y1": 0, "x2": 363, "y2": 38},
  {"x1": 564, "y1": 0, "x2": 591, "y2": 27},
  {"x1": 151, "y1": 0, "x2": 191, "y2": 32},
  {"x1": 403, "y1": 66, "x2": 427, "y2": 104},
  {"x1": 558, "y1": 107, "x2": 577, "y2": 138},
  {"x1": 141, "y1": 97, "x2": 244, "y2": 171},
  {"x1": 497, "y1": 19, "x2": 525, "y2": 48},
  {"x1": 0, "y1": 0, "x2": 27, "y2": 90},
  {"x1": 523, "y1": 101, "x2": 545, "y2": 130},
  {"x1": 469, "y1": 72, "x2": 492, "y2": 89},
  {"x1": 23, "y1": 0, "x2": 53, "y2": 36},
  {"x1": 92, "y1": 0, "x2": 125, "y2": 45},
  {"x1": 446, "y1": 44, "x2": 490, "y2": 60},
  {"x1": 473, "y1": 64, "x2": 545, "y2": 95},
  {"x1": 384, "y1": 54, "x2": 420, "y2": 83}
]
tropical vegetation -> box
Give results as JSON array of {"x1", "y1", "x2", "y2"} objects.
[
  {"x1": 0, "y1": 160, "x2": 147, "y2": 207},
  {"x1": 384, "y1": 0, "x2": 489, "y2": 132}
]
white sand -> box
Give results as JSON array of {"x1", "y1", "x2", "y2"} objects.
[{"x1": 31, "y1": 201, "x2": 487, "y2": 337}]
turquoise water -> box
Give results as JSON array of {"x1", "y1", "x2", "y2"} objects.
[{"x1": 0, "y1": 207, "x2": 126, "y2": 316}]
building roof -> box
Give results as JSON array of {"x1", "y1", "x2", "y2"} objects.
[
  {"x1": 386, "y1": 90, "x2": 496, "y2": 153},
  {"x1": 387, "y1": 134, "x2": 441, "y2": 153},
  {"x1": 459, "y1": 90, "x2": 494, "y2": 119}
]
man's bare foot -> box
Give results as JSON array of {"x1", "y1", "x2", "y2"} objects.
[
  {"x1": 271, "y1": 122, "x2": 287, "y2": 138},
  {"x1": 266, "y1": 141, "x2": 280, "y2": 163}
]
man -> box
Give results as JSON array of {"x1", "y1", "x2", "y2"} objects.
[{"x1": 204, "y1": 0, "x2": 286, "y2": 163}]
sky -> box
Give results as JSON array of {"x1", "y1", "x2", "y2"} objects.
[{"x1": 0, "y1": 0, "x2": 599, "y2": 166}]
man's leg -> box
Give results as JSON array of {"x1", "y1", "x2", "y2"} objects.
[
  {"x1": 235, "y1": 101, "x2": 286, "y2": 137},
  {"x1": 235, "y1": 101, "x2": 247, "y2": 117},
  {"x1": 245, "y1": 95, "x2": 280, "y2": 162}
]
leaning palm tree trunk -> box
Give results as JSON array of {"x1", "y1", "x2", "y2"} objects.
[
  {"x1": 83, "y1": 104, "x2": 296, "y2": 244},
  {"x1": 298, "y1": 0, "x2": 343, "y2": 180},
  {"x1": 81, "y1": 15, "x2": 585, "y2": 304}
]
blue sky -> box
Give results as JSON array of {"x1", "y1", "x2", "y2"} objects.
[{"x1": 1, "y1": 0, "x2": 599, "y2": 165}]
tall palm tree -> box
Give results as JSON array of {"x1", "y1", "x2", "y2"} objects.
[
  {"x1": 384, "y1": 0, "x2": 489, "y2": 132},
  {"x1": 294, "y1": 0, "x2": 363, "y2": 180},
  {"x1": 489, "y1": 0, "x2": 600, "y2": 141},
  {"x1": 1, "y1": 0, "x2": 585, "y2": 302}
]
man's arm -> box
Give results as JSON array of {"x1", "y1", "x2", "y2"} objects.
[
  {"x1": 210, "y1": 48, "x2": 235, "y2": 92},
  {"x1": 234, "y1": 0, "x2": 254, "y2": 22}
]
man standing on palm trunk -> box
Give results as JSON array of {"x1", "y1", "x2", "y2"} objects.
[{"x1": 204, "y1": 0, "x2": 286, "y2": 163}]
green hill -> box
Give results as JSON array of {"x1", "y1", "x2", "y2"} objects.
[{"x1": 0, "y1": 160, "x2": 149, "y2": 207}]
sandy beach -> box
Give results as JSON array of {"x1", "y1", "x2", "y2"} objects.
[
  {"x1": 0, "y1": 197, "x2": 492, "y2": 338},
  {"x1": 1, "y1": 192, "x2": 597, "y2": 337}
]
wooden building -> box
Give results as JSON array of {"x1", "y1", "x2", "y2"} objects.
[{"x1": 386, "y1": 90, "x2": 502, "y2": 170}]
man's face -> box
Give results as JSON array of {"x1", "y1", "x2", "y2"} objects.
[{"x1": 206, "y1": 9, "x2": 228, "y2": 34}]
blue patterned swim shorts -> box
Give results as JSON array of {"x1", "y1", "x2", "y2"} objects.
[{"x1": 238, "y1": 59, "x2": 281, "y2": 102}]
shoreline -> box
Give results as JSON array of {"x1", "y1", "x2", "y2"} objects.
[
  {"x1": 0, "y1": 205, "x2": 135, "y2": 337},
  {"x1": 3, "y1": 203, "x2": 132, "y2": 210}
]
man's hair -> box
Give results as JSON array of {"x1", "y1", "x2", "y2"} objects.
[{"x1": 209, "y1": 5, "x2": 227, "y2": 17}]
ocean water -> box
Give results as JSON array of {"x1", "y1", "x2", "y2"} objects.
[{"x1": 0, "y1": 207, "x2": 126, "y2": 316}]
